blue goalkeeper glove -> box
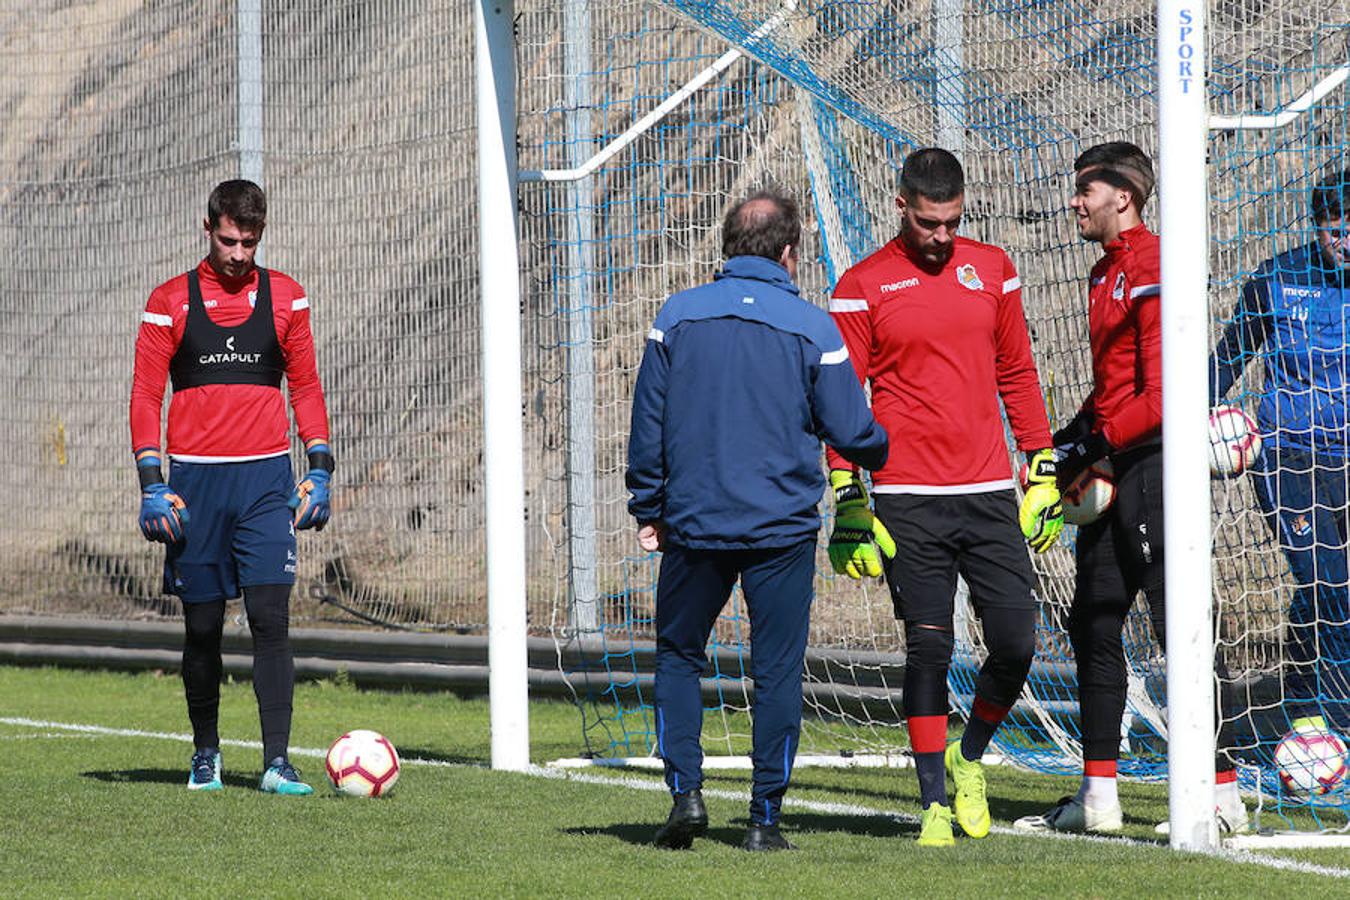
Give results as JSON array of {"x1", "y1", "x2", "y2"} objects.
[
  {"x1": 135, "y1": 449, "x2": 188, "y2": 544},
  {"x1": 828, "y1": 469, "x2": 896, "y2": 579},
  {"x1": 1019, "y1": 448, "x2": 1063, "y2": 553},
  {"x1": 289, "y1": 443, "x2": 334, "y2": 531}
]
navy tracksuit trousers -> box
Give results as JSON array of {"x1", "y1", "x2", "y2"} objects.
[
  {"x1": 1251, "y1": 442, "x2": 1350, "y2": 728},
  {"x1": 653, "y1": 539, "x2": 815, "y2": 826}
]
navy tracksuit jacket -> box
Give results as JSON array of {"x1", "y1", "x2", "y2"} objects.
[{"x1": 626, "y1": 254, "x2": 887, "y2": 824}]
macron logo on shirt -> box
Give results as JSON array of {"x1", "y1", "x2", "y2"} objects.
[{"x1": 879, "y1": 277, "x2": 920, "y2": 293}]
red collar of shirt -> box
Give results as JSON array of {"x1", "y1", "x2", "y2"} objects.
[
  {"x1": 1101, "y1": 222, "x2": 1154, "y2": 259},
  {"x1": 196, "y1": 258, "x2": 259, "y2": 295}
]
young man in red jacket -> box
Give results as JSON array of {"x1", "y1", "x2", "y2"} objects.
[
  {"x1": 1015, "y1": 142, "x2": 1246, "y2": 835},
  {"x1": 826, "y1": 148, "x2": 1062, "y2": 846},
  {"x1": 129, "y1": 179, "x2": 333, "y2": 795}
]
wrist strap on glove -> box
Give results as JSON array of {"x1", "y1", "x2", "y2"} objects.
[
  {"x1": 135, "y1": 447, "x2": 164, "y2": 489},
  {"x1": 305, "y1": 438, "x2": 335, "y2": 474},
  {"x1": 1025, "y1": 448, "x2": 1057, "y2": 486},
  {"x1": 830, "y1": 468, "x2": 867, "y2": 506}
]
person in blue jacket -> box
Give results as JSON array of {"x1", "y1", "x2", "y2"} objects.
[
  {"x1": 627, "y1": 188, "x2": 888, "y2": 852},
  {"x1": 1210, "y1": 168, "x2": 1350, "y2": 732}
]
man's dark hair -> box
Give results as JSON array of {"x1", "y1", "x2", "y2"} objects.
[
  {"x1": 1073, "y1": 141, "x2": 1155, "y2": 209},
  {"x1": 207, "y1": 179, "x2": 267, "y2": 229},
  {"x1": 899, "y1": 148, "x2": 964, "y2": 203},
  {"x1": 1312, "y1": 168, "x2": 1350, "y2": 225},
  {"x1": 721, "y1": 189, "x2": 801, "y2": 263}
]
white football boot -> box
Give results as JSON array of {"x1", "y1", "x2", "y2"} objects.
[{"x1": 1014, "y1": 795, "x2": 1123, "y2": 833}]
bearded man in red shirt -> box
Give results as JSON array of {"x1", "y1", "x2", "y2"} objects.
[{"x1": 825, "y1": 148, "x2": 1062, "y2": 846}]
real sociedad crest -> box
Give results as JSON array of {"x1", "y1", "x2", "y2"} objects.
[
  {"x1": 956, "y1": 264, "x2": 983, "y2": 291},
  {"x1": 1112, "y1": 272, "x2": 1126, "y2": 301}
]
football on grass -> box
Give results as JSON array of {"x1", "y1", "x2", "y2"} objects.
[
  {"x1": 1275, "y1": 726, "x2": 1348, "y2": 796},
  {"x1": 326, "y1": 729, "x2": 401, "y2": 797}
]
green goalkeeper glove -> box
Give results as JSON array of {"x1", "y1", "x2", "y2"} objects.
[
  {"x1": 828, "y1": 469, "x2": 896, "y2": 579},
  {"x1": 1019, "y1": 448, "x2": 1063, "y2": 553}
]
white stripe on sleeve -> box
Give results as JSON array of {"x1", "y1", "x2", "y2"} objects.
[
  {"x1": 1130, "y1": 283, "x2": 1160, "y2": 299},
  {"x1": 647, "y1": 327, "x2": 664, "y2": 343},
  {"x1": 1003, "y1": 276, "x2": 1021, "y2": 294},
  {"x1": 142, "y1": 311, "x2": 173, "y2": 327},
  {"x1": 820, "y1": 346, "x2": 850, "y2": 366},
  {"x1": 828, "y1": 298, "x2": 868, "y2": 313},
  {"x1": 292, "y1": 297, "x2": 310, "y2": 311}
]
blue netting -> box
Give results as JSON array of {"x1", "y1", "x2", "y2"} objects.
[{"x1": 526, "y1": 1, "x2": 1350, "y2": 832}]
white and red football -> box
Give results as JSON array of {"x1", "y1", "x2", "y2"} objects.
[
  {"x1": 325, "y1": 729, "x2": 401, "y2": 798},
  {"x1": 1275, "y1": 726, "x2": 1348, "y2": 796},
  {"x1": 1208, "y1": 405, "x2": 1261, "y2": 478},
  {"x1": 1062, "y1": 459, "x2": 1115, "y2": 526}
]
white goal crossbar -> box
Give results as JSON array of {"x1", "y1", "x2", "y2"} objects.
[
  {"x1": 1208, "y1": 63, "x2": 1350, "y2": 130},
  {"x1": 519, "y1": 0, "x2": 798, "y2": 184}
]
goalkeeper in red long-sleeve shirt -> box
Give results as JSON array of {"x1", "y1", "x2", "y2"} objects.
[
  {"x1": 825, "y1": 148, "x2": 1062, "y2": 846},
  {"x1": 1013, "y1": 142, "x2": 1247, "y2": 836},
  {"x1": 129, "y1": 179, "x2": 333, "y2": 795}
]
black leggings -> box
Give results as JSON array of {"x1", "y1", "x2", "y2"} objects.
[
  {"x1": 903, "y1": 605, "x2": 1035, "y2": 718},
  {"x1": 181, "y1": 583, "x2": 295, "y2": 764},
  {"x1": 1070, "y1": 447, "x2": 1234, "y2": 769}
]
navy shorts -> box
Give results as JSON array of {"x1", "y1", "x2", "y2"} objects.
[{"x1": 164, "y1": 456, "x2": 297, "y2": 603}]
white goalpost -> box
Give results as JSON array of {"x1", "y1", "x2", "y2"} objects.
[
  {"x1": 477, "y1": 0, "x2": 531, "y2": 773},
  {"x1": 1157, "y1": 0, "x2": 1219, "y2": 852}
]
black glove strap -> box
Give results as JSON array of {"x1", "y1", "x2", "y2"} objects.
[
  {"x1": 1026, "y1": 450, "x2": 1057, "y2": 481},
  {"x1": 307, "y1": 449, "x2": 336, "y2": 474},
  {"x1": 1058, "y1": 431, "x2": 1112, "y2": 486},
  {"x1": 834, "y1": 482, "x2": 864, "y2": 505},
  {"x1": 1075, "y1": 431, "x2": 1111, "y2": 464},
  {"x1": 138, "y1": 464, "x2": 164, "y2": 490}
]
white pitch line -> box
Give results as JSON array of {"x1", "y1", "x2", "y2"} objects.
[
  {"x1": 0, "y1": 717, "x2": 469, "y2": 769},
  {"x1": 5, "y1": 717, "x2": 1349, "y2": 879},
  {"x1": 535, "y1": 765, "x2": 1350, "y2": 879}
]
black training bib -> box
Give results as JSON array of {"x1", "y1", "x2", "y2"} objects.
[{"x1": 169, "y1": 268, "x2": 285, "y2": 390}]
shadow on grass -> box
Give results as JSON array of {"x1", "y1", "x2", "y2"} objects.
[
  {"x1": 397, "y1": 745, "x2": 486, "y2": 767},
  {"x1": 565, "y1": 812, "x2": 914, "y2": 848},
  {"x1": 82, "y1": 768, "x2": 255, "y2": 789},
  {"x1": 562, "y1": 823, "x2": 750, "y2": 848}
]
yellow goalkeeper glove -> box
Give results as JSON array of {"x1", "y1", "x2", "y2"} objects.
[
  {"x1": 1019, "y1": 448, "x2": 1064, "y2": 553},
  {"x1": 827, "y1": 469, "x2": 896, "y2": 579}
]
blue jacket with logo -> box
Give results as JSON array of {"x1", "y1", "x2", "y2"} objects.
[
  {"x1": 626, "y1": 255, "x2": 888, "y2": 549},
  {"x1": 1211, "y1": 243, "x2": 1350, "y2": 456}
]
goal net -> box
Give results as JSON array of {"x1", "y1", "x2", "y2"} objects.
[
  {"x1": 1, "y1": 0, "x2": 489, "y2": 629},
  {"x1": 518, "y1": 0, "x2": 1350, "y2": 835},
  {"x1": 2, "y1": 0, "x2": 1347, "y2": 840}
]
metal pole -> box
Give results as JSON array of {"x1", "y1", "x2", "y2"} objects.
[
  {"x1": 237, "y1": 0, "x2": 263, "y2": 184},
  {"x1": 563, "y1": 0, "x2": 598, "y2": 633},
  {"x1": 476, "y1": 0, "x2": 530, "y2": 772},
  {"x1": 933, "y1": 0, "x2": 966, "y2": 157},
  {"x1": 237, "y1": 0, "x2": 264, "y2": 262},
  {"x1": 1157, "y1": 0, "x2": 1217, "y2": 852}
]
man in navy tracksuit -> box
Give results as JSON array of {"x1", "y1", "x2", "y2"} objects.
[
  {"x1": 626, "y1": 189, "x2": 888, "y2": 852},
  {"x1": 1210, "y1": 168, "x2": 1350, "y2": 732}
]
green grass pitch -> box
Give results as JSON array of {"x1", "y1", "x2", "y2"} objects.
[{"x1": 2, "y1": 664, "x2": 1348, "y2": 897}]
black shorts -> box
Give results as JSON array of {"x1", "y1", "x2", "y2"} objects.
[{"x1": 874, "y1": 490, "x2": 1036, "y2": 626}]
